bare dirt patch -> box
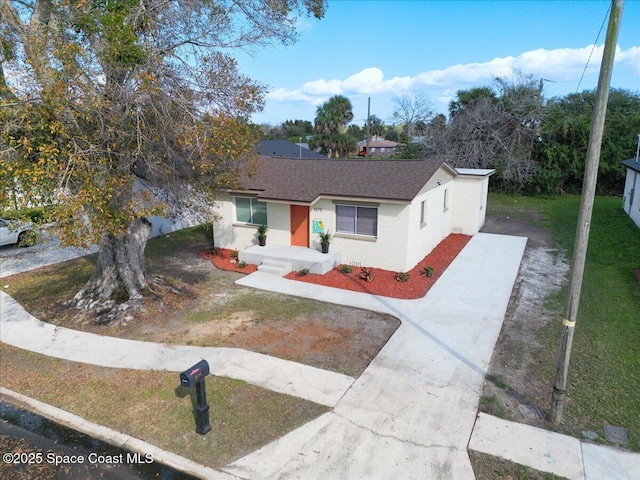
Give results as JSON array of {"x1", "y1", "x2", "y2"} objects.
[
  {"x1": 4, "y1": 230, "x2": 399, "y2": 378},
  {"x1": 479, "y1": 213, "x2": 570, "y2": 427}
]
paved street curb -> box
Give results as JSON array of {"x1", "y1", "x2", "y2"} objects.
[{"x1": 0, "y1": 387, "x2": 235, "y2": 480}]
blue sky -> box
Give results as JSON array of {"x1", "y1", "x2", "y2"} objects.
[{"x1": 235, "y1": 0, "x2": 640, "y2": 127}]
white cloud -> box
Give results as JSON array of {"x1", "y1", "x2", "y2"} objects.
[
  {"x1": 301, "y1": 77, "x2": 343, "y2": 95},
  {"x1": 267, "y1": 44, "x2": 639, "y2": 104},
  {"x1": 262, "y1": 44, "x2": 640, "y2": 123},
  {"x1": 617, "y1": 45, "x2": 640, "y2": 73}
]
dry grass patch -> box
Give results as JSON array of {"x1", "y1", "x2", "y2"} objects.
[
  {"x1": 0, "y1": 344, "x2": 329, "y2": 468},
  {"x1": 469, "y1": 451, "x2": 568, "y2": 480}
]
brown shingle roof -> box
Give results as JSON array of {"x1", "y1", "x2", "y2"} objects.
[{"x1": 237, "y1": 156, "x2": 452, "y2": 203}]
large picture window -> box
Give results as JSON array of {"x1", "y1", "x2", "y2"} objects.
[
  {"x1": 235, "y1": 197, "x2": 267, "y2": 225},
  {"x1": 336, "y1": 204, "x2": 378, "y2": 236}
]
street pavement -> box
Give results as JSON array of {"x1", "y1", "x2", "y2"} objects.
[{"x1": 1, "y1": 232, "x2": 638, "y2": 479}]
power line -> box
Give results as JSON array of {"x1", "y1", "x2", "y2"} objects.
[{"x1": 576, "y1": 1, "x2": 612, "y2": 92}]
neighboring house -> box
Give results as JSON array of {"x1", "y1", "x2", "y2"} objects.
[
  {"x1": 356, "y1": 139, "x2": 400, "y2": 157},
  {"x1": 258, "y1": 139, "x2": 328, "y2": 159},
  {"x1": 214, "y1": 156, "x2": 493, "y2": 272},
  {"x1": 622, "y1": 156, "x2": 640, "y2": 228}
]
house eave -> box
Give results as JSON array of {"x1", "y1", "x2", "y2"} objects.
[
  {"x1": 315, "y1": 194, "x2": 411, "y2": 205},
  {"x1": 455, "y1": 168, "x2": 496, "y2": 178},
  {"x1": 622, "y1": 158, "x2": 640, "y2": 174}
]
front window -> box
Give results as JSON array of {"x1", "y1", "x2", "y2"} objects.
[
  {"x1": 336, "y1": 205, "x2": 377, "y2": 236},
  {"x1": 235, "y1": 197, "x2": 267, "y2": 225}
]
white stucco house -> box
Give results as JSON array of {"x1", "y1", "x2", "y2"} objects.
[
  {"x1": 622, "y1": 157, "x2": 640, "y2": 229},
  {"x1": 213, "y1": 156, "x2": 493, "y2": 272}
]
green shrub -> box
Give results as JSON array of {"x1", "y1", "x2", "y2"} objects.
[
  {"x1": 395, "y1": 271, "x2": 410, "y2": 283},
  {"x1": 422, "y1": 266, "x2": 434, "y2": 278},
  {"x1": 298, "y1": 268, "x2": 310, "y2": 276},
  {"x1": 340, "y1": 265, "x2": 353, "y2": 273}
]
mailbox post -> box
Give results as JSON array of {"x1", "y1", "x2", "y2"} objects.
[{"x1": 180, "y1": 360, "x2": 211, "y2": 435}]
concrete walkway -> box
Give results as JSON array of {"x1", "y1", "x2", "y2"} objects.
[{"x1": 2, "y1": 232, "x2": 639, "y2": 479}]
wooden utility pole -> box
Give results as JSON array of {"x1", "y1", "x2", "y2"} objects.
[
  {"x1": 549, "y1": 0, "x2": 624, "y2": 425},
  {"x1": 366, "y1": 97, "x2": 371, "y2": 158}
]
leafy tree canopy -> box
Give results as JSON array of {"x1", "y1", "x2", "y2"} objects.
[
  {"x1": 0, "y1": 0, "x2": 326, "y2": 322},
  {"x1": 425, "y1": 78, "x2": 639, "y2": 194},
  {"x1": 534, "y1": 88, "x2": 640, "y2": 194},
  {"x1": 282, "y1": 119, "x2": 313, "y2": 139}
]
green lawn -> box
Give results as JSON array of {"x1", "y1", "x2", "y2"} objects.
[{"x1": 489, "y1": 193, "x2": 640, "y2": 450}]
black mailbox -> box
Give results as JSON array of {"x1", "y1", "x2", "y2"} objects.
[
  {"x1": 180, "y1": 360, "x2": 210, "y2": 387},
  {"x1": 179, "y1": 360, "x2": 211, "y2": 435}
]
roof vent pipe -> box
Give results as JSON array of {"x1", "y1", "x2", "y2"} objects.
[{"x1": 636, "y1": 133, "x2": 640, "y2": 164}]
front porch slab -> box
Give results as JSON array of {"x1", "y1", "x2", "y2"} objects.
[{"x1": 240, "y1": 245, "x2": 341, "y2": 275}]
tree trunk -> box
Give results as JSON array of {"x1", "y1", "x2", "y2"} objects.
[{"x1": 68, "y1": 217, "x2": 153, "y2": 324}]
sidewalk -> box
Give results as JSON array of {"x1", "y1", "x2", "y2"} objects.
[{"x1": 470, "y1": 413, "x2": 640, "y2": 480}]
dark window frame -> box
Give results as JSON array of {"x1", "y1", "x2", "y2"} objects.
[
  {"x1": 336, "y1": 204, "x2": 378, "y2": 237},
  {"x1": 235, "y1": 196, "x2": 267, "y2": 225}
]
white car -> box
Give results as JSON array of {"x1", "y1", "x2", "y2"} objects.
[{"x1": 0, "y1": 218, "x2": 35, "y2": 247}]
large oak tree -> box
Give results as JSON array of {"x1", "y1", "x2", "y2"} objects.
[{"x1": 0, "y1": 0, "x2": 325, "y2": 323}]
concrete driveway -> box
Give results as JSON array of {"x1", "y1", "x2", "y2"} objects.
[
  {"x1": 0, "y1": 228, "x2": 97, "y2": 279},
  {"x1": 227, "y1": 233, "x2": 527, "y2": 479}
]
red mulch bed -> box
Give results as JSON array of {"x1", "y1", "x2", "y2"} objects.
[
  {"x1": 284, "y1": 234, "x2": 471, "y2": 299},
  {"x1": 199, "y1": 248, "x2": 258, "y2": 274}
]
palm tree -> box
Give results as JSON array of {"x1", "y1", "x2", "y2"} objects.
[
  {"x1": 448, "y1": 87, "x2": 497, "y2": 118},
  {"x1": 312, "y1": 95, "x2": 354, "y2": 158}
]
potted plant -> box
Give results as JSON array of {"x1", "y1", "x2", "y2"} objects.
[
  {"x1": 319, "y1": 230, "x2": 332, "y2": 254},
  {"x1": 257, "y1": 224, "x2": 268, "y2": 246}
]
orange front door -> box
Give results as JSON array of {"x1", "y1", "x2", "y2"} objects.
[{"x1": 290, "y1": 205, "x2": 310, "y2": 247}]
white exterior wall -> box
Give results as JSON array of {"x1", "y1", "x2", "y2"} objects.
[
  {"x1": 149, "y1": 215, "x2": 200, "y2": 238},
  {"x1": 310, "y1": 198, "x2": 410, "y2": 271},
  {"x1": 213, "y1": 193, "x2": 291, "y2": 249},
  {"x1": 264, "y1": 203, "x2": 291, "y2": 245},
  {"x1": 623, "y1": 168, "x2": 640, "y2": 228},
  {"x1": 308, "y1": 200, "x2": 334, "y2": 251},
  {"x1": 451, "y1": 176, "x2": 489, "y2": 234},
  {"x1": 405, "y1": 182, "x2": 454, "y2": 271}
]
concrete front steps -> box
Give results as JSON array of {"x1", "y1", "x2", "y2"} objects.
[
  {"x1": 240, "y1": 245, "x2": 341, "y2": 275},
  {"x1": 257, "y1": 259, "x2": 292, "y2": 276}
]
